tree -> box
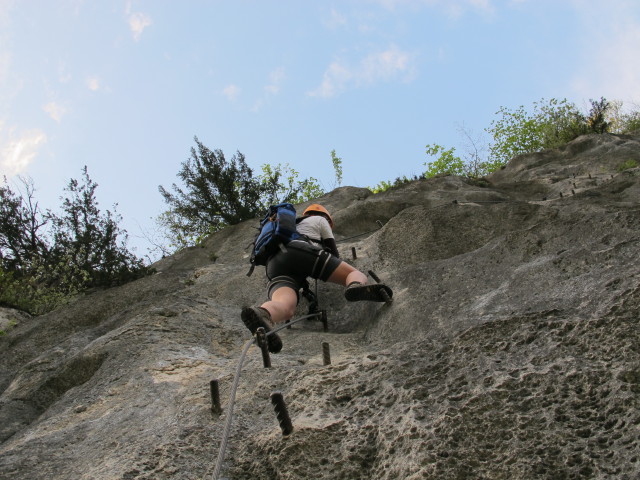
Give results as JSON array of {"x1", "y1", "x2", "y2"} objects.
[
  {"x1": 330, "y1": 150, "x2": 343, "y2": 188},
  {"x1": 485, "y1": 98, "x2": 603, "y2": 167},
  {"x1": 486, "y1": 100, "x2": 566, "y2": 166},
  {"x1": 607, "y1": 100, "x2": 640, "y2": 134},
  {"x1": 413, "y1": 97, "x2": 635, "y2": 191},
  {"x1": 585, "y1": 97, "x2": 610, "y2": 134},
  {"x1": 1, "y1": 168, "x2": 148, "y2": 313},
  {"x1": 49, "y1": 166, "x2": 147, "y2": 288},
  {"x1": 258, "y1": 163, "x2": 323, "y2": 206},
  {"x1": 159, "y1": 137, "x2": 263, "y2": 235},
  {"x1": 0, "y1": 176, "x2": 49, "y2": 271},
  {"x1": 158, "y1": 137, "x2": 325, "y2": 251}
]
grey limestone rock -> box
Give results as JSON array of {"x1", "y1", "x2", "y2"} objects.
[{"x1": 1, "y1": 133, "x2": 639, "y2": 479}]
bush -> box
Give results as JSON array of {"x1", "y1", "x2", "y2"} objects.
[
  {"x1": 621, "y1": 111, "x2": 640, "y2": 134},
  {"x1": 617, "y1": 159, "x2": 638, "y2": 171},
  {"x1": 486, "y1": 98, "x2": 589, "y2": 167}
]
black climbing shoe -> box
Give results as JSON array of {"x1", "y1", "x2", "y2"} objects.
[
  {"x1": 344, "y1": 283, "x2": 393, "y2": 303},
  {"x1": 241, "y1": 307, "x2": 283, "y2": 353}
]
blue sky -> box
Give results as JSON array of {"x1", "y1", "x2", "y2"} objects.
[{"x1": 1, "y1": 0, "x2": 639, "y2": 259}]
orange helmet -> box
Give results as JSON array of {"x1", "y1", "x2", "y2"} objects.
[{"x1": 302, "y1": 204, "x2": 334, "y2": 228}]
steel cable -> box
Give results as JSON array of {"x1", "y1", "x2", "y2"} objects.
[
  {"x1": 210, "y1": 311, "x2": 322, "y2": 479},
  {"x1": 211, "y1": 337, "x2": 254, "y2": 480}
]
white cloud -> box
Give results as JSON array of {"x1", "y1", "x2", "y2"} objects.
[
  {"x1": 264, "y1": 67, "x2": 285, "y2": 95},
  {"x1": 570, "y1": 3, "x2": 640, "y2": 104},
  {"x1": 249, "y1": 68, "x2": 287, "y2": 112},
  {"x1": 222, "y1": 84, "x2": 241, "y2": 101},
  {"x1": 86, "y1": 76, "x2": 101, "y2": 91},
  {"x1": 468, "y1": 0, "x2": 491, "y2": 9},
  {"x1": 372, "y1": 0, "x2": 493, "y2": 16},
  {"x1": 324, "y1": 8, "x2": 348, "y2": 29},
  {"x1": 43, "y1": 101, "x2": 67, "y2": 123},
  {"x1": 361, "y1": 46, "x2": 413, "y2": 82},
  {"x1": 0, "y1": 128, "x2": 47, "y2": 177},
  {"x1": 309, "y1": 62, "x2": 353, "y2": 98},
  {"x1": 128, "y1": 11, "x2": 152, "y2": 41},
  {"x1": 308, "y1": 45, "x2": 415, "y2": 98},
  {"x1": 57, "y1": 62, "x2": 72, "y2": 83}
]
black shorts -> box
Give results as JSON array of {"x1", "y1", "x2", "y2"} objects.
[{"x1": 266, "y1": 239, "x2": 342, "y2": 300}]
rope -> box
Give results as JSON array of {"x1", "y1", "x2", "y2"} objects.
[
  {"x1": 210, "y1": 311, "x2": 322, "y2": 479},
  {"x1": 332, "y1": 200, "x2": 478, "y2": 243},
  {"x1": 336, "y1": 228, "x2": 381, "y2": 243}
]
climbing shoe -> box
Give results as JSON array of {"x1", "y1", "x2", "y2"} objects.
[
  {"x1": 241, "y1": 307, "x2": 283, "y2": 353},
  {"x1": 344, "y1": 282, "x2": 393, "y2": 303}
]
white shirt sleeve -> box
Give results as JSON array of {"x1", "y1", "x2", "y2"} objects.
[{"x1": 317, "y1": 216, "x2": 334, "y2": 240}]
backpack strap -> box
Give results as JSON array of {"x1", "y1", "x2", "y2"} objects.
[{"x1": 246, "y1": 264, "x2": 255, "y2": 277}]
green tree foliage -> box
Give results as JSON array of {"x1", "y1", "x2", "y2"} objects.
[
  {"x1": 0, "y1": 169, "x2": 148, "y2": 315},
  {"x1": 606, "y1": 100, "x2": 640, "y2": 134},
  {"x1": 159, "y1": 137, "x2": 263, "y2": 234},
  {"x1": 157, "y1": 137, "x2": 326, "y2": 251},
  {"x1": 378, "y1": 97, "x2": 638, "y2": 193},
  {"x1": 369, "y1": 175, "x2": 421, "y2": 194},
  {"x1": 486, "y1": 98, "x2": 588, "y2": 167},
  {"x1": 330, "y1": 149, "x2": 343, "y2": 187},
  {"x1": 424, "y1": 144, "x2": 466, "y2": 178},
  {"x1": 49, "y1": 167, "x2": 147, "y2": 288},
  {"x1": 486, "y1": 97, "x2": 618, "y2": 168},
  {"x1": 258, "y1": 163, "x2": 323, "y2": 206},
  {"x1": 0, "y1": 176, "x2": 49, "y2": 271},
  {"x1": 422, "y1": 97, "x2": 628, "y2": 181},
  {"x1": 423, "y1": 125, "x2": 492, "y2": 178}
]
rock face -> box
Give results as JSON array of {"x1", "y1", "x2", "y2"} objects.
[{"x1": 1, "y1": 133, "x2": 639, "y2": 479}]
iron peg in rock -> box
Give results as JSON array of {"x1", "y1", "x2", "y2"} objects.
[
  {"x1": 256, "y1": 327, "x2": 271, "y2": 368},
  {"x1": 351, "y1": 247, "x2": 357, "y2": 260},
  {"x1": 321, "y1": 310, "x2": 328, "y2": 332},
  {"x1": 271, "y1": 391, "x2": 294, "y2": 436},
  {"x1": 210, "y1": 379, "x2": 222, "y2": 415},
  {"x1": 322, "y1": 342, "x2": 331, "y2": 366},
  {"x1": 368, "y1": 269, "x2": 382, "y2": 283}
]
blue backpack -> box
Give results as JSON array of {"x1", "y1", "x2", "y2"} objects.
[{"x1": 247, "y1": 203, "x2": 300, "y2": 276}]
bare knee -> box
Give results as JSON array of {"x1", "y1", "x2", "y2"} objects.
[
  {"x1": 263, "y1": 286, "x2": 298, "y2": 323},
  {"x1": 328, "y1": 262, "x2": 368, "y2": 286}
]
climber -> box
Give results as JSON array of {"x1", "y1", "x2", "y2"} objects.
[{"x1": 241, "y1": 203, "x2": 393, "y2": 353}]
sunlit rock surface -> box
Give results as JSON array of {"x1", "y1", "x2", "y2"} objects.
[{"x1": 1, "y1": 133, "x2": 639, "y2": 479}]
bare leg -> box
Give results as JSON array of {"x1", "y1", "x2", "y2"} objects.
[
  {"x1": 327, "y1": 260, "x2": 368, "y2": 286},
  {"x1": 261, "y1": 286, "x2": 298, "y2": 324}
]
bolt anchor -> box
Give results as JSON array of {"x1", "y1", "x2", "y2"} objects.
[{"x1": 271, "y1": 391, "x2": 294, "y2": 436}]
